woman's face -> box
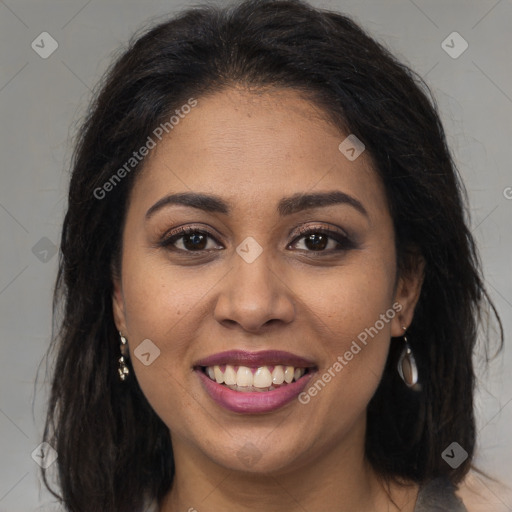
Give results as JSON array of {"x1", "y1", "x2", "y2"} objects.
[{"x1": 113, "y1": 87, "x2": 422, "y2": 476}]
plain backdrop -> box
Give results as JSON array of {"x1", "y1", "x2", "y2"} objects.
[{"x1": 0, "y1": 0, "x2": 511, "y2": 510}]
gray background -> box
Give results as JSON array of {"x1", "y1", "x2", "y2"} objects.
[{"x1": 0, "y1": 0, "x2": 511, "y2": 510}]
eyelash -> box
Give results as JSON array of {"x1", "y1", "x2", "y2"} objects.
[{"x1": 158, "y1": 224, "x2": 355, "y2": 254}]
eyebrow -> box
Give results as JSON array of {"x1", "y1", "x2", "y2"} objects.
[{"x1": 145, "y1": 190, "x2": 368, "y2": 220}]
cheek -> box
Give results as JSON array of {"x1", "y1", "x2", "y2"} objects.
[
  {"x1": 296, "y1": 252, "x2": 396, "y2": 336},
  {"x1": 294, "y1": 251, "x2": 397, "y2": 393},
  {"x1": 122, "y1": 255, "x2": 210, "y2": 337},
  {"x1": 119, "y1": 257, "x2": 210, "y2": 428},
  {"x1": 119, "y1": 256, "x2": 202, "y2": 383}
]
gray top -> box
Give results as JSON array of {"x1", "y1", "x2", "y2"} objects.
[
  {"x1": 414, "y1": 477, "x2": 468, "y2": 511},
  {"x1": 144, "y1": 477, "x2": 467, "y2": 511}
]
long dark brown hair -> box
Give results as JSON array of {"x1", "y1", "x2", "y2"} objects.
[{"x1": 38, "y1": 0, "x2": 503, "y2": 510}]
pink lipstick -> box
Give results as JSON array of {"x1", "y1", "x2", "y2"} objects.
[{"x1": 193, "y1": 350, "x2": 317, "y2": 414}]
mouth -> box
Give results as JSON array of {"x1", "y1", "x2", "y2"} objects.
[
  {"x1": 192, "y1": 350, "x2": 318, "y2": 414},
  {"x1": 197, "y1": 364, "x2": 314, "y2": 392}
]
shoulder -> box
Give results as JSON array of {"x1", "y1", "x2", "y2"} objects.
[{"x1": 455, "y1": 471, "x2": 512, "y2": 512}]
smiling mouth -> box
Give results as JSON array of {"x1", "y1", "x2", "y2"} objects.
[{"x1": 198, "y1": 364, "x2": 314, "y2": 392}]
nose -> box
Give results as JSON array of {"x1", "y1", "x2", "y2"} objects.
[{"x1": 213, "y1": 249, "x2": 296, "y2": 333}]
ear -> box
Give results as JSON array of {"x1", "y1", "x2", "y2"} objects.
[
  {"x1": 391, "y1": 253, "x2": 425, "y2": 337},
  {"x1": 112, "y1": 276, "x2": 128, "y2": 336}
]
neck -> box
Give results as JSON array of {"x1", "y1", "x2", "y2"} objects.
[{"x1": 159, "y1": 423, "x2": 418, "y2": 512}]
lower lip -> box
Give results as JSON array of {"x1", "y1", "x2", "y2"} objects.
[{"x1": 195, "y1": 368, "x2": 316, "y2": 414}]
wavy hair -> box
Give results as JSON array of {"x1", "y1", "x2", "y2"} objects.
[{"x1": 39, "y1": 0, "x2": 503, "y2": 510}]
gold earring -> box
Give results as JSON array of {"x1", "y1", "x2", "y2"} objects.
[
  {"x1": 397, "y1": 326, "x2": 419, "y2": 389},
  {"x1": 118, "y1": 332, "x2": 130, "y2": 382}
]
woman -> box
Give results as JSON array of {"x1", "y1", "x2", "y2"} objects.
[{"x1": 40, "y1": 0, "x2": 504, "y2": 510}]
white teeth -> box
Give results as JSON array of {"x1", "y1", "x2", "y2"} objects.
[
  {"x1": 205, "y1": 364, "x2": 307, "y2": 390},
  {"x1": 253, "y1": 367, "x2": 273, "y2": 388},
  {"x1": 214, "y1": 366, "x2": 224, "y2": 384},
  {"x1": 223, "y1": 365, "x2": 237, "y2": 386},
  {"x1": 272, "y1": 365, "x2": 285, "y2": 385},
  {"x1": 236, "y1": 366, "x2": 253, "y2": 387}
]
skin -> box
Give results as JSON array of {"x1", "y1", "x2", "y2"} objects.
[{"x1": 112, "y1": 87, "x2": 424, "y2": 512}]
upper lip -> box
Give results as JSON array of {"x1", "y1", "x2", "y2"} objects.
[{"x1": 193, "y1": 350, "x2": 317, "y2": 369}]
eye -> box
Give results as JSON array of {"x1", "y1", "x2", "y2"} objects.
[
  {"x1": 159, "y1": 226, "x2": 223, "y2": 252},
  {"x1": 158, "y1": 224, "x2": 354, "y2": 254},
  {"x1": 288, "y1": 226, "x2": 354, "y2": 252}
]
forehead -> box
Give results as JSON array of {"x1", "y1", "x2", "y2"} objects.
[{"x1": 130, "y1": 87, "x2": 388, "y2": 219}]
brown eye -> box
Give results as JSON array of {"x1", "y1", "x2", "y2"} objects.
[
  {"x1": 182, "y1": 232, "x2": 207, "y2": 250},
  {"x1": 303, "y1": 233, "x2": 329, "y2": 251},
  {"x1": 289, "y1": 227, "x2": 355, "y2": 252},
  {"x1": 160, "y1": 227, "x2": 223, "y2": 252}
]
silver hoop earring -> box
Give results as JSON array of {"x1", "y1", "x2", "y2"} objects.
[
  {"x1": 397, "y1": 327, "x2": 419, "y2": 389},
  {"x1": 118, "y1": 332, "x2": 130, "y2": 382}
]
